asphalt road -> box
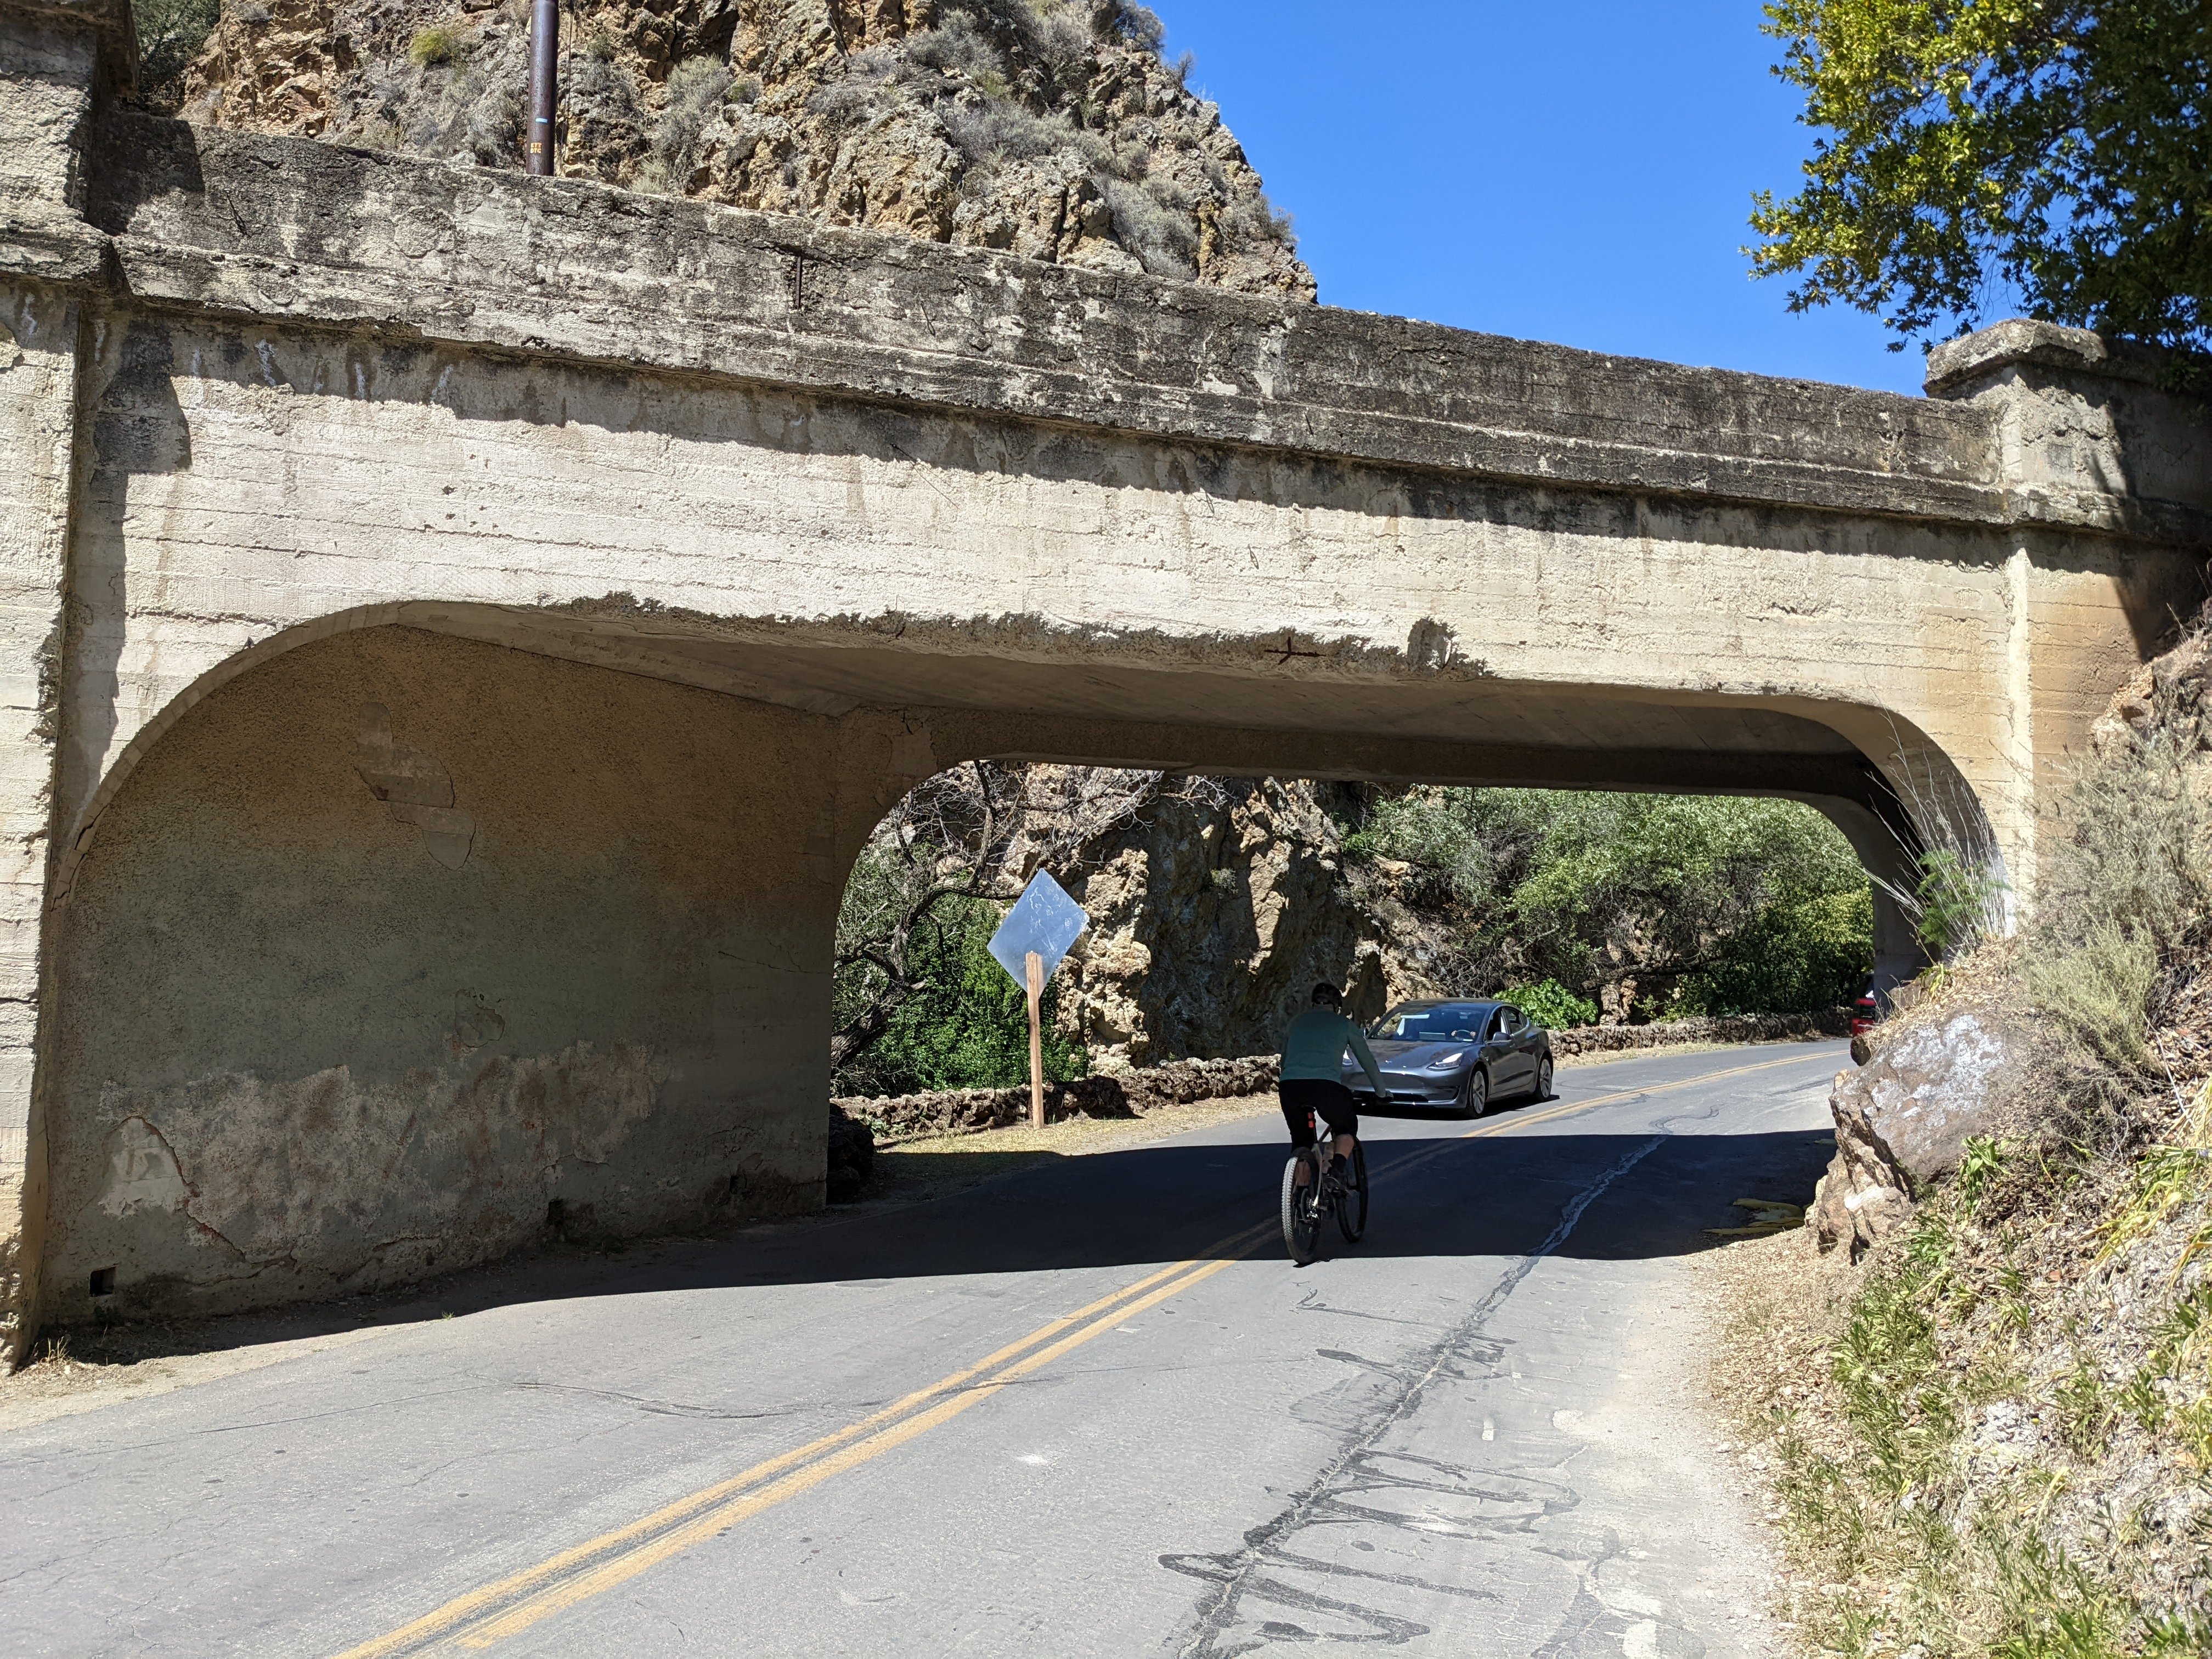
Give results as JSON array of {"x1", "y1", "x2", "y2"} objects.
[{"x1": 1, "y1": 1041, "x2": 1844, "y2": 1658}]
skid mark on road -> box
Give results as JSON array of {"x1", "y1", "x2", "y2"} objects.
[{"x1": 1164, "y1": 1136, "x2": 1666, "y2": 1656}]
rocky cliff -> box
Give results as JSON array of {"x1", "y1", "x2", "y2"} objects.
[
  {"x1": 1060, "y1": 777, "x2": 1446, "y2": 1067},
  {"x1": 159, "y1": 0, "x2": 1315, "y2": 299}
]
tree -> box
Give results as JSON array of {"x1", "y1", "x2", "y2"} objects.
[
  {"x1": 831, "y1": 763, "x2": 1220, "y2": 1092},
  {"x1": 1750, "y1": 0, "x2": 2211, "y2": 352},
  {"x1": 1348, "y1": 788, "x2": 1874, "y2": 1022}
]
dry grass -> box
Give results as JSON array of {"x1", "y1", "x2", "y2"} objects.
[
  {"x1": 1701, "y1": 1135, "x2": 2212, "y2": 1657},
  {"x1": 870, "y1": 1091, "x2": 1275, "y2": 1200}
]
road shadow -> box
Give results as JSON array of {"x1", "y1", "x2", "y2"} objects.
[
  {"x1": 20, "y1": 1118, "x2": 1836, "y2": 1379},
  {"x1": 594, "y1": 1121, "x2": 1839, "y2": 1298}
]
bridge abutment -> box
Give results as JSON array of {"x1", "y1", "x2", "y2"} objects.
[{"x1": 36, "y1": 624, "x2": 861, "y2": 1325}]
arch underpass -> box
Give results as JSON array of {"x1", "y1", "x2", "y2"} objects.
[
  {"x1": 0, "y1": 607, "x2": 2063, "y2": 1329},
  {"x1": 0, "y1": 0, "x2": 2204, "y2": 1350}
]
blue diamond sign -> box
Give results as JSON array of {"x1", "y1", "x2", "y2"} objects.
[{"x1": 989, "y1": 870, "x2": 1088, "y2": 988}]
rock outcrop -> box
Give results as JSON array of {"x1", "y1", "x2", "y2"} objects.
[
  {"x1": 1060, "y1": 778, "x2": 1446, "y2": 1068},
  {"x1": 1810, "y1": 1007, "x2": 2037, "y2": 1255},
  {"x1": 161, "y1": 0, "x2": 1315, "y2": 300},
  {"x1": 1812, "y1": 610, "x2": 2212, "y2": 1257}
]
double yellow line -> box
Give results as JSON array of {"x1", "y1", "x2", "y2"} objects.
[
  {"x1": 336, "y1": 1226, "x2": 1274, "y2": 1657},
  {"x1": 335, "y1": 1044, "x2": 1837, "y2": 1656}
]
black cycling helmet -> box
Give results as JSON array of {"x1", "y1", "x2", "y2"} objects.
[{"x1": 1312, "y1": 983, "x2": 1344, "y2": 1009}]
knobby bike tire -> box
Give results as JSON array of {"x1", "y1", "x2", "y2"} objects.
[
  {"x1": 1337, "y1": 1139, "x2": 1369, "y2": 1244},
  {"x1": 1280, "y1": 1154, "x2": 1323, "y2": 1265}
]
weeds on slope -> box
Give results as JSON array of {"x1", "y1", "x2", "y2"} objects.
[
  {"x1": 1709, "y1": 617, "x2": 2212, "y2": 1655},
  {"x1": 1722, "y1": 1136, "x2": 2212, "y2": 1657}
]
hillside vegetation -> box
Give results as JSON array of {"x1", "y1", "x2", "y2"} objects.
[{"x1": 1712, "y1": 623, "x2": 2212, "y2": 1656}]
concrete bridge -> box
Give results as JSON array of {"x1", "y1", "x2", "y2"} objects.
[{"x1": 1, "y1": 0, "x2": 2205, "y2": 1357}]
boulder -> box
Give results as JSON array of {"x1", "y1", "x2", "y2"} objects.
[
  {"x1": 1812, "y1": 1008, "x2": 2033, "y2": 1254},
  {"x1": 826, "y1": 1102, "x2": 876, "y2": 1203}
]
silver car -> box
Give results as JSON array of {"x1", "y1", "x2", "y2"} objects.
[{"x1": 1341, "y1": 999, "x2": 1554, "y2": 1118}]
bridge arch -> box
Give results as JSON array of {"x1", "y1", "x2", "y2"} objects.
[{"x1": 30, "y1": 602, "x2": 1993, "y2": 1326}]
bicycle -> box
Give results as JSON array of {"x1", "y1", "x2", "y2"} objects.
[{"x1": 1279, "y1": 1123, "x2": 1368, "y2": 1265}]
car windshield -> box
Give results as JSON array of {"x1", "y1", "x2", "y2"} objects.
[{"x1": 1369, "y1": 1003, "x2": 1489, "y2": 1042}]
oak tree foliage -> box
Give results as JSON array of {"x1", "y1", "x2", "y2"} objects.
[{"x1": 1751, "y1": 0, "x2": 2211, "y2": 352}]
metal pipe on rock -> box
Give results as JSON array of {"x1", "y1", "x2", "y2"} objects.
[{"x1": 526, "y1": 0, "x2": 558, "y2": 175}]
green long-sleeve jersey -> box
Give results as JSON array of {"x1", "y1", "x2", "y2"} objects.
[{"x1": 1280, "y1": 1008, "x2": 1389, "y2": 1096}]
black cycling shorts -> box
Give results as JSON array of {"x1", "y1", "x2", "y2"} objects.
[{"x1": 1279, "y1": 1078, "x2": 1359, "y2": 1148}]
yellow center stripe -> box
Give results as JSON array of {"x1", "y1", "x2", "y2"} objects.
[{"x1": 334, "y1": 1044, "x2": 1838, "y2": 1656}]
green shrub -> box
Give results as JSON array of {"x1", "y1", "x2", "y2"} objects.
[
  {"x1": 833, "y1": 895, "x2": 1087, "y2": 1098},
  {"x1": 1914, "y1": 847, "x2": 2008, "y2": 957},
  {"x1": 134, "y1": 0, "x2": 219, "y2": 90},
  {"x1": 1505, "y1": 979, "x2": 1598, "y2": 1030},
  {"x1": 1352, "y1": 787, "x2": 1874, "y2": 1019},
  {"x1": 2022, "y1": 919, "x2": 2160, "y2": 1075},
  {"x1": 409, "y1": 24, "x2": 467, "y2": 67}
]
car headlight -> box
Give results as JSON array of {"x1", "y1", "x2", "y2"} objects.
[{"x1": 1425, "y1": 1051, "x2": 1466, "y2": 1070}]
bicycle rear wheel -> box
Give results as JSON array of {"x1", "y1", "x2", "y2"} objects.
[
  {"x1": 1280, "y1": 1154, "x2": 1323, "y2": 1265},
  {"x1": 1337, "y1": 1139, "x2": 1369, "y2": 1244}
]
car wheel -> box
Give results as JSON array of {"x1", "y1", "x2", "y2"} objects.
[
  {"x1": 1533, "y1": 1056, "x2": 1554, "y2": 1101},
  {"x1": 1457, "y1": 1068, "x2": 1489, "y2": 1119}
]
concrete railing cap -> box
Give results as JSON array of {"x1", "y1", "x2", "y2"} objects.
[{"x1": 1925, "y1": 317, "x2": 2191, "y2": 396}]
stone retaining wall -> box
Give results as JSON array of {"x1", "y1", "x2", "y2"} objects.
[
  {"x1": 837, "y1": 1056, "x2": 1281, "y2": 1145},
  {"x1": 1548, "y1": 1010, "x2": 1849, "y2": 1056},
  {"x1": 840, "y1": 1012, "x2": 1848, "y2": 1143}
]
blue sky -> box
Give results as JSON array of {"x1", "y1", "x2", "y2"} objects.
[{"x1": 1158, "y1": 1, "x2": 1928, "y2": 395}]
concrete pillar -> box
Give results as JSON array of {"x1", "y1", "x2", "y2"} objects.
[
  {"x1": 0, "y1": 0, "x2": 127, "y2": 1362},
  {"x1": 0, "y1": 281, "x2": 80, "y2": 1364},
  {"x1": 1927, "y1": 321, "x2": 2212, "y2": 911}
]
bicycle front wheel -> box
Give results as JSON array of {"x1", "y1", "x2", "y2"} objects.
[
  {"x1": 1280, "y1": 1155, "x2": 1323, "y2": 1265},
  {"x1": 1337, "y1": 1139, "x2": 1369, "y2": 1244}
]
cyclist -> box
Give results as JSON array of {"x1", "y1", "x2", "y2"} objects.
[{"x1": 1279, "y1": 982, "x2": 1389, "y2": 1189}]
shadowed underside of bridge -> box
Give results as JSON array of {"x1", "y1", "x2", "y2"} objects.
[{"x1": 0, "y1": 0, "x2": 2204, "y2": 1351}]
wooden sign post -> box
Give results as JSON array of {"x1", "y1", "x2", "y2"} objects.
[
  {"x1": 989, "y1": 871, "x2": 1085, "y2": 1135},
  {"x1": 1026, "y1": 950, "x2": 1045, "y2": 1130}
]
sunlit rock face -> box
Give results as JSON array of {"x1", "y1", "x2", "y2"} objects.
[
  {"x1": 1061, "y1": 777, "x2": 1446, "y2": 1070},
  {"x1": 164, "y1": 0, "x2": 1317, "y2": 301}
]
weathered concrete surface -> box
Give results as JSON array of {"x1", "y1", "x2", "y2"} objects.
[
  {"x1": 0, "y1": 281, "x2": 78, "y2": 1362},
  {"x1": 40, "y1": 625, "x2": 849, "y2": 1323},
  {"x1": 0, "y1": 0, "x2": 2204, "y2": 1347}
]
